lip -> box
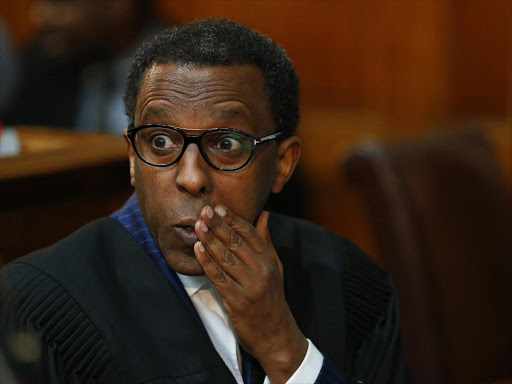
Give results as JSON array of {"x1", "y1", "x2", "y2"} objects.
[{"x1": 172, "y1": 224, "x2": 199, "y2": 247}]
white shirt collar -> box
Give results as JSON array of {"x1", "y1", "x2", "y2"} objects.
[{"x1": 176, "y1": 273, "x2": 210, "y2": 297}]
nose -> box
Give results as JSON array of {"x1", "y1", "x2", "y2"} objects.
[{"x1": 175, "y1": 143, "x2": 211, "y2": 196}]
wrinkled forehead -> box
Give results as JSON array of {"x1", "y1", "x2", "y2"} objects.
[
  {"x1": 136, "y1": 62, "x2": 268, "y2": 99},
  {"x1": 134, "y1": 62, "x2": 275, "y2": 134}
]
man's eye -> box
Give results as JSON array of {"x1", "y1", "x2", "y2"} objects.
[
  {"x1": 151, "y1": 134, "x2": 175, "y2": 149},
  {"x1": 216, "y1": 136, "x2": 243, "y2": 151}
]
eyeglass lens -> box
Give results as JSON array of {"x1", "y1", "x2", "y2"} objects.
[{"x1": 134, "y1": 127, "x2": 253, "y2": 169}]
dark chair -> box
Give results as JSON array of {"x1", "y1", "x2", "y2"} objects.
[{"x1": 343, "y1": 127, "x2": 512, "y2": 384}]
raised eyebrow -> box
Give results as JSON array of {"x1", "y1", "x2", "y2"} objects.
[
  {"x1": 140, "y1": 106, "x2": 173, "y2": 121},
  {"x1": 210, "y1": 108, "x2": 249, "y2": 122}
]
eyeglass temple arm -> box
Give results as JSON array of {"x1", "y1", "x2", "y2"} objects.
[{"x1": 255, "y1": 132, "x2": 283, "y2": 144}]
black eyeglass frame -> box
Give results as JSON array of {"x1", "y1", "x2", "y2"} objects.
[{"x1": 126, "y1": 124, "x2": 283, "y2": 171}]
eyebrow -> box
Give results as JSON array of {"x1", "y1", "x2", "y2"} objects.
[
  {"x1": 210, "y1": 108, "x2": 248, "y2": 121},
  {"x1": 140, "y1": 106, "x2": 172, "y2": 121}
]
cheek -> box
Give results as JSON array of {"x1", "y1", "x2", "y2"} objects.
[
  {"x1": 135, "y1": 161, "x2": 172, "y2": 196},
  {"x1": 215, "y1": 161, "x2": 275, "y2": 222},
  {"x1": 134, "y1": 162, "x2": 151, "y2": 199},
  {"x1": 133, "y1": 162, "x2": 167, "y2": 225}
]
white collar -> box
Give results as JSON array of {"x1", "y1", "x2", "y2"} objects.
[{"x1": 176, "y1": 273, "x2": 210, "y2": 297}]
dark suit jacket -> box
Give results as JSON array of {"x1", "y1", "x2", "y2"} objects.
[{"x1": 0, "y1": 214, "x2": 412, "y2": 383}]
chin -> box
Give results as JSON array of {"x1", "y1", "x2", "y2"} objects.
[
  {"x1": 181, "y1": 267, "x2": 206, "y2": 276},
  {"x1": 162, "y1": 250, "x2": 205, "y2": 276}
]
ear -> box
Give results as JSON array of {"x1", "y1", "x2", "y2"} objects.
[
  {"x1": 271, "y1": 136, "x2": 302, "y2": 194},
  {"x1": 123, "y1": 127, "x2": 136, "y2": 188}
]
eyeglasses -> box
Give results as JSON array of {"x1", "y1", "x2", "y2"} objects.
[{"x1": 126, "y1": 124, "x2": 283, "y2": 171}]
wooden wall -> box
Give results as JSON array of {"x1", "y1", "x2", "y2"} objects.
[
  {"x1": 157, "y1": 0, "x2": 512, "y2": 123},
  {"x1": 3, "y1": 1, "x2": 510, "y2": 124},
  {"x1": 1, "y1": 0, "x2": 511, "y2": 259}
]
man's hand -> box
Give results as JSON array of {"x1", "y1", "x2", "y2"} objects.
[{"x1": 193, "y1": 205, "x2": 308, "y2": 384}]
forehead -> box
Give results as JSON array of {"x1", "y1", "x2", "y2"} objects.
[{"x1": 135, "y1": 63, "x2": 273, "y2": 134}]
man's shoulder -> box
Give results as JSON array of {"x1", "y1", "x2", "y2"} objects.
[
  {"x1": 0, "y1": 217, "x2": 126, "y2": 383},
  {"x1": 268, "y1": 212, "x2": 383, "y2": 273},
  {"x1": 269, "y1": 211, "x2": 355, "y2": 248},
  {"x1": 18, "y1": 217, "x2": 125, "y2": 260},
  {"x1": 2, "y1": 217, "x2": 132, "y2": 289}
]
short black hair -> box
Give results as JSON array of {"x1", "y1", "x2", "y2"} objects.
[{"x1": 123, "y1": 18, "x2": 299, "y2": 138}]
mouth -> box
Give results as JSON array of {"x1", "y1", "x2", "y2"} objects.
[{"x1": 172, "y1": 224, "x2": 199, "y2": 247}]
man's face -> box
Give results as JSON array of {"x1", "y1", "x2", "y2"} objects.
[{"x1": 128, "y1": 63, "x2": 285, "y2": 275}]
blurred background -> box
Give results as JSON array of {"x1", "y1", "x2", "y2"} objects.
[{"x1": 0, "y1": 1, "x2": 511, "y2": 383}]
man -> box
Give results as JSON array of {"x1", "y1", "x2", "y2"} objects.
[{"x1": 1, "y1": 19, "x2": 413, "y2": 383}]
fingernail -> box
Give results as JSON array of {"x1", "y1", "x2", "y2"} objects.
[
  {"x1": 200, "y1": 221, "x2": 209, "y2": 232},
  {"x1": 216, "y1": 206, "x2": 227, "y2": 217},
  {"x1": 198, "y1": 242, "x2": 206, "y2": 252},
  {"x1": 206, "y1": 206, "x2": 214, "y2": 219}
]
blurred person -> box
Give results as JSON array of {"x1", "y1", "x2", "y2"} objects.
[
  {"x1": 0, "y1": 19, "x2": 17, "y2": 116},
  {"x1": 0, "y1": 19, "x2": 414, "y2": 383},
  {"x1": 2, "y1": 0, "x2": 163, "y2": 133}
]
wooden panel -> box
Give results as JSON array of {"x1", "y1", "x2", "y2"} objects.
[
  {"x1": 154, "y1": 0, "x2": 511, "y2": 125},
  {"x1": 3, "y1": 0, "x2": 510, "y2": 124},
  {"x1": 0, "y1": 127, "x2": 129, "y2": 179},
  {"x1": 0, "y1": 127, "x2": 133, "y2": 264},
  {"x1": 448, "y1": 0, "x2": 512, "y2": 116},
  {"x1": 0, "y1": 0, "x2": 35, "y2": 47}
]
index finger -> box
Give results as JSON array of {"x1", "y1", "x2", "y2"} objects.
[{"x1": 214, "y1": 205, "x2": 266, "y2": 252}]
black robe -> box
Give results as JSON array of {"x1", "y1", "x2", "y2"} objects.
[{"x1": 0, "y1": 214, "x2": 413, "y2": 383}]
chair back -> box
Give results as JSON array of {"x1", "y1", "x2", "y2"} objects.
[{"x1": 344, "y1": 127, "x2": 512, "y2": 384}]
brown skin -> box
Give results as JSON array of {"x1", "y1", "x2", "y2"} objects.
[{"x1": 126, "y1": 62, "x2": 306, "y2": 383}]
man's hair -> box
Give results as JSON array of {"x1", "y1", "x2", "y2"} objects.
[{"x1": 123, "y1": 18, "x2": 299, "y2": 138}]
